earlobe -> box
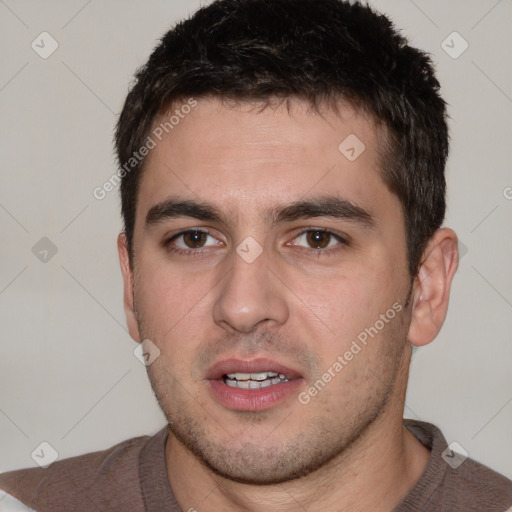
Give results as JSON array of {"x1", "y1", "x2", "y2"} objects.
[
  {"x1": 117, "y1": 233, "x2": 141, "y2": 342},
  {"x1": 408, "y1": 228, "x2": 459, "y2": 347}
]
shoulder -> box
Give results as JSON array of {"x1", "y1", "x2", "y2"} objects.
[
  {"x1": 439, "y1": 457, "x2": 512, "y2": 510},
  {"x1": 0, "y1": 432, "x2": 156, "y2": 512},
  {"x1": 0, "y1": 490, "x2": 36, "y2": 511},
  {"x1": 402, "y1": 419, "x2": 512, "y2": 511}
]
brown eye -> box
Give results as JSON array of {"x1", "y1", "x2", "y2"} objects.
[
  {"x1": 290, "y1": 229, "x2": 346, "y2": 252},
  {"x1": 182, "y1": 230, "x2": 208, "y2": 248},
  {"x1": 306, "y1": 230, "x2": 332, "y2": 249},
  {"x1": 168, "y1": 229, "x2": 220, "y2": 252}
]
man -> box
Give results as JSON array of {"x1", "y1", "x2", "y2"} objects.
[{"x1": 1, "y1": 0, "x2": 511, "y2": 511}]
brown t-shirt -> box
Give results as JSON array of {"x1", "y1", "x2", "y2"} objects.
[{"x1": 0, "y1": 420, "x2": 511, "y2": 512}]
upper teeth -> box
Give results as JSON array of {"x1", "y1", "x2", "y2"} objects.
[
  {"x1": 223, "y1": 372, "x2": 291, "y2": 389},
  {"x1": 226, "y1": 372, "x2": 288, "y2": 381}
]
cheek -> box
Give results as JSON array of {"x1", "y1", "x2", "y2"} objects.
[
  {"x1": 293, "y1": 260, "x2": 394, "y2": 325},
  {"x1": 288, "y1": 257, "x2": 404, "y2": 367},
  {"x1": 134, "y1": 258, "x2": 213, "y2": 340}
]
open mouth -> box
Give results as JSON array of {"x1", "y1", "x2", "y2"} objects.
[
  {"x1": 207, "y1": 359, "x2": 302, "y2": 411},
  {"x1": 223, "y1": 371, "x2": 291, "y2": 389}
]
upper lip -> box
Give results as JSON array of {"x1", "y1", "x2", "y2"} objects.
[{"x1": 207, "y1": 358, "x2": 303, "y2": 380}]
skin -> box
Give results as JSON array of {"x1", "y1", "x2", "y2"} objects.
[{"x1": 118, "y1": 97, "x2": 459, "y2": 512}]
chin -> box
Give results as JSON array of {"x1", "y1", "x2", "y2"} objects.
[{"x1": 169, "y1": 418, "x2": 346, "y2": 485}]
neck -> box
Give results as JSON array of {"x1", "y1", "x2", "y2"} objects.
[{"x1": 166, "y1": 346, "x2": 430, "y2": 512}]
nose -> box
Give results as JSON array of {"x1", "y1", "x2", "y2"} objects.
[{"x1": 212, "y1": 245, "x2": 289, "y2": 334}]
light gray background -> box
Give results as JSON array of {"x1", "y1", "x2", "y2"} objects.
[{"x1": 1, "y1": 0, "x2": 511, "y2": 479}]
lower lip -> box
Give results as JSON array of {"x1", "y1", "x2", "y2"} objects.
[{"x1": 207, "y1": 378, "x2": 303, "y2": 411}]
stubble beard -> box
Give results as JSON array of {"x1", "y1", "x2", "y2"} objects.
[{"x1": 144, "y1": 325, "x2": 409, "y2": 485}]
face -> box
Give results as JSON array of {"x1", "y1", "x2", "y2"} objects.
[{"x1": 122, "y1": 98, "x2": 414, "y2": 484}]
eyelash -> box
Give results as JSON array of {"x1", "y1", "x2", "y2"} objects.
[
  {"x1": 163, "y1": 229, "x2": 219, "y2": 257},
  {"x1": 163, "y1": 228, "x2": 348, "y2": 257},
  {"x1": 288, "y1": 228, "x2": 348, "y2": 256}
]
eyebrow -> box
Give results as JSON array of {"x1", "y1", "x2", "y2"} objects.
[
  {"x1": 145, "y1": 199, "x2": 223, "y2": 227},
  {"x1": 145, "y1": 195, "x2": 375, "y2": 229},
  {"x1": 270, "y1": 196, "x2": 374, "y2": 228}
]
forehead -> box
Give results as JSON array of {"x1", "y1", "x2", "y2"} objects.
[{"x1": 136, "y1": 97, "x2": 395, "y2": 224}]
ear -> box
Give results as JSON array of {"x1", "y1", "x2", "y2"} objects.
[
  {"x1": 408, "y1": 228, "x2": 459, "y2": 347},
  {"x1": 117, "y1": 233, "x2": 141, "y2": 342}
]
